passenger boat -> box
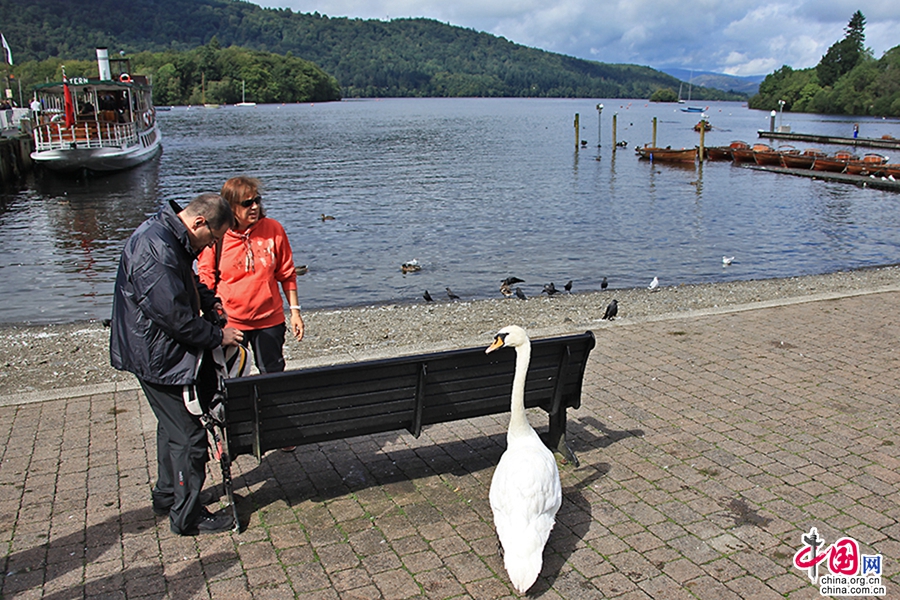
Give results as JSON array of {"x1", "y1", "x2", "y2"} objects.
[
  {"x1": 845, "y1": 153, "x2": 889, "y2": 176},
  {"x1": 635, "y1": 145, "x2": 697, "y2": 163},
  {"x1": 780, "y1": 148, "x2": 825, "y2": 169},
  {"x1": 706, "y1": 140, "x2": 748, "y2": 161},
  {"x1": 30, "y1": 48, "x2": 161, "y2": 173},
  {"x1": 811, "y1": 151, "x2": 858, "y2": 173}
]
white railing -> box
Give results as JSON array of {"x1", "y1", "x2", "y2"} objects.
[{"x1": 33, "y1": 121, "x2": 139, "y2": 151}]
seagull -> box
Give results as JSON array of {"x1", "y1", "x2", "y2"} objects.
[
  {"x1": 722, "y1": 256, "x2": 734, "y2": 266},
  {"x1": 542, "y1": 282, "x2": 560, "y2": 296},
  {"x1": 601, "y1": 299, "x2": 618, "y2": 320},
  {"x1": 648, "y1": 276, "x2": 659, "y2": 291},
  {"x1": 423, "y1": 290, "x2": 433, "y2": 302},
  {"x1": 601, "y1": 277, "x2": 608, "y2": 290},
  {"x1": 564, "y1": 280, "x2": 573, "y2": 293},
  {"x1": 515, "y1": 287, "x2": 527, "y2": 300},
  {"x1": 446, "y1": 287, "x2": 460, "y2": 300}
]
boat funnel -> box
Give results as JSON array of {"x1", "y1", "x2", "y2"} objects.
[{"x1": 96, "y1": 48, "x2": 112, "y2": 81}]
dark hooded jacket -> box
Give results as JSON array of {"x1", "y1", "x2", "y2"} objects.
[{"x1": 110, "y1": 200, "x2": 223, "y2": 385}]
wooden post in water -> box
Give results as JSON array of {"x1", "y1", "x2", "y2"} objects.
[
  {"x1": 574, "y1": 113, "x2": 580, "y2": 149},
  {"x1": 652, "y1": 117, "x2": 657, "y2": 148},
  {"x1": 612, "y1": 113, "x2": 617, "y2": 149},
  {"x1": 698, "y1": 120, "x2": 706, "y2": 163}
]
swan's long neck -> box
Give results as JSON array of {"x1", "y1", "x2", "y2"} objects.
[{"x1": 508, "y1": 340, "x2": 532, "y2": 435}]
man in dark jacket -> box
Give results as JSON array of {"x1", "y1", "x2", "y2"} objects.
[{"x1": 111, "y1": 193, "x2": 243, "y2": 535}]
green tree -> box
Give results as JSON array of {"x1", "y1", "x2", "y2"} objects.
[
  {"x1": 649, "y1": 87, "x2": 678, "y2": 102},
  {"x1": 817, "y1": 11, "x2": 866, "y2": 88}
]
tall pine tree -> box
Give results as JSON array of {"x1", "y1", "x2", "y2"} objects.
[{"x1": 816, "y1": 11, "x2": 866, "y2": 88}]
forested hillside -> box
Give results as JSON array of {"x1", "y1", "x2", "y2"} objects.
[
  {"x1": 749, "y1": 11, "x2": 900, "y2": 116},
  {"x1": 14, "y1": 42, "x2": 342, "y2": 105},
  {"x1": 0, "y1": 0, "x2": 741, "y2": 100}
]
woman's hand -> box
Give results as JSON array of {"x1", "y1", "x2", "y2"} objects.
[{"x1": 290, "y1": 311, "x2": 304, "y2": 341}]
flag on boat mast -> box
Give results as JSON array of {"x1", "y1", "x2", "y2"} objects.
[
  {"x1": 62, "y1": 66, "x2": 75, "y2": 129},
  {"x1": 1, "y1": 33, "x2": 12, "y2": 65}
]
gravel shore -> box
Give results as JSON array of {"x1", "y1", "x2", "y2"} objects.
[{"x1": 3, "y1": 266, "x2": 900, "y2": 401}]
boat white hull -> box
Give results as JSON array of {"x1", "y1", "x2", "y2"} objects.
[{"x1": 31, "y1": 138, "x2": 161, "y2": 172}]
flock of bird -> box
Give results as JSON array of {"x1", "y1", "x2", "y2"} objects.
[{"x1": 417, "y1": 255, "x2": 737, "y2": 329}]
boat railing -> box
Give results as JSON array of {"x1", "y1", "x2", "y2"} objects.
[{"x1": 33, "y1": 121, "x2": 139, "y2": 151}]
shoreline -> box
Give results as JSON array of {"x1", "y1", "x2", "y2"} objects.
[{"x1": 3, "y1": 266, "x2": 900, "y2": 404}]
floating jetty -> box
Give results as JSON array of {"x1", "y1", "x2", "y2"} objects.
[
  {"x1": 745, "y1": 164, "x2": 900, "y2": 192},
  {"x1": 758, "y1": 130, "x2": 900, "y2": 151}
]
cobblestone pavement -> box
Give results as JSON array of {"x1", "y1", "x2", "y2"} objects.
[{"x1": 2, "y1": 291, "x2": 899, "y2": 599}]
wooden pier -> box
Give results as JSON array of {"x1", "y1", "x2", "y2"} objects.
[
  {"x1": 0, "y1": 135, "x2": 33, "y2": 183},
  {"x1": 744, "y1": 164, "x2": 900, "y2": 192},
  {"x1": 758, "y1": 130, "x2": 900, "y2": 151}
]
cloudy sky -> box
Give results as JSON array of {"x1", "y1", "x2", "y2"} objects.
[{"x1": 253, "y1": 1, "x2": 899, "y2": 76}]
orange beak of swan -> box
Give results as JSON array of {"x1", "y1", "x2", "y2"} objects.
[{"x1": 485, "y1": 333, "x2": 507, "y2": 354}]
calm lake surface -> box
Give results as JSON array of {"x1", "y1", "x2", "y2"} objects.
[{"x1": 3, "y1": 98, "x2": 900, "y2": 324}]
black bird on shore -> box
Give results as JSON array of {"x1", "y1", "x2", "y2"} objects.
[
  {"x1": 601, "y1": 277, "x2": 608, "y2": 290},
  {"x1": 564, "y1": 280, "x2": 573, "y2": 293},
  {"x1": 501, "y1": 276, "x2": 525, "y2": 287},
  {"x1": 423, "y1": 290, "x2": 434, "y2": 302},
  {"x1": 515, "y1": 287, "x2": 527, "y2": 300},
  {"x1": 601, "y1": 299, "x2": 618, "y2": 320},
  {"x1": 542, "y1": 282, "x2": 560, "y2": 296},
  {"x1": 446, "y1": 287, "x2": 461, "y2": 300}
]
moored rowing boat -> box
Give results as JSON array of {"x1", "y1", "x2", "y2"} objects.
[
  {"x1": 635, "y1": 145, "x2": 697, "y2": 163},
  {"x1": 845, "y1": 153, "x2": 889, "y2": 176},
  {"x1": 706, "y1": 140, "x2": 748, "y2": 161},
  {"x1": 780, "y1": 148, "x2": 826, "y2": 169},
  {"x1": 812, "y1": 150, "x2": 858, "y2": 173}
]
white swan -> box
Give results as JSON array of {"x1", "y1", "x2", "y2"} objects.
[{"x1": 486, "y1": 325, "x2": 562, "y2": 594}]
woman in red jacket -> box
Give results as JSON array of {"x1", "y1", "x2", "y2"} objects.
[{"x1": 198, "y1": 176, "x2": 304, "y2": 373}]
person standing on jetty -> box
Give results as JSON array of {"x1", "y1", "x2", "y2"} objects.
[
  {"x1": 197, "y1": 176, "x2": 304, "y2": 376},
  {"x1": 110, "y1": 193, "x2": 243, "y2": 535}
]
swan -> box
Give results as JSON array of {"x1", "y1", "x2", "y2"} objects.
[{"x1": 486, "y1": 325, "x2": 562, "y2": 594}]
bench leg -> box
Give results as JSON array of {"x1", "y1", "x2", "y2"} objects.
[{"x1": 548, "y1": 411, "x2": 579, "y2": 467}]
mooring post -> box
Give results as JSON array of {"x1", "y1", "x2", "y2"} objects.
[
  {"x1": 574, "y1": 113, "x2": 580, "y2": 149},
  {"x1": 612, "y1": 113, "x2": 617, "y2": 149},
  {"x1": 652, "y1": 117, "x2": 657, "y2": 148},
  {"x1": 698, "y1": 121, "x2": 706, "y2": 163},
  {"x1": 770, "y1": 110, "x2": 776, "y2": 133}
]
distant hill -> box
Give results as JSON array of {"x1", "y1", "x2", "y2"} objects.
[
  {"x1": 661, "y1": 68, "x2": 764, "y2": 96},
  {"x1": 0, "y1": 0, "x2": 745, "y2": 100}
]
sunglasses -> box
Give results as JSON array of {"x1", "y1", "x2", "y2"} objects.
[{"x1": 240, "y1": 195, "x2": 262, "y2": 208}]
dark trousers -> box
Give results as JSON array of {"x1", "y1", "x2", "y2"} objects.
[
  {"x1": 242, "y1": 322, "x2": 286, "y2": 373},
  {"x1": 140, "y1": 379, "x2": 209, "y2": 534}
]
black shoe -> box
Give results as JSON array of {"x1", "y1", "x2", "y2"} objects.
[
  {"x1": 194, "y1": 508, "x2": 234, "y2": 534},
  {"x1": 152, "y1": 489, "x2": 218, "y2": 516}
]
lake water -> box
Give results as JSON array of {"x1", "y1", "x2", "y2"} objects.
[{"x1": 2, "y1": 98, "x2": 900, "y2": 324}]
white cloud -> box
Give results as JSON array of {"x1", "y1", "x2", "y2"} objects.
[{"x1": 258, "y1": 0, "x2": 900, "y2": 75}]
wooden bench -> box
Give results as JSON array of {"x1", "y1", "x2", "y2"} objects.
[{"x1": 223, "y1": 331, "x2": 595, "y2": 465}]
